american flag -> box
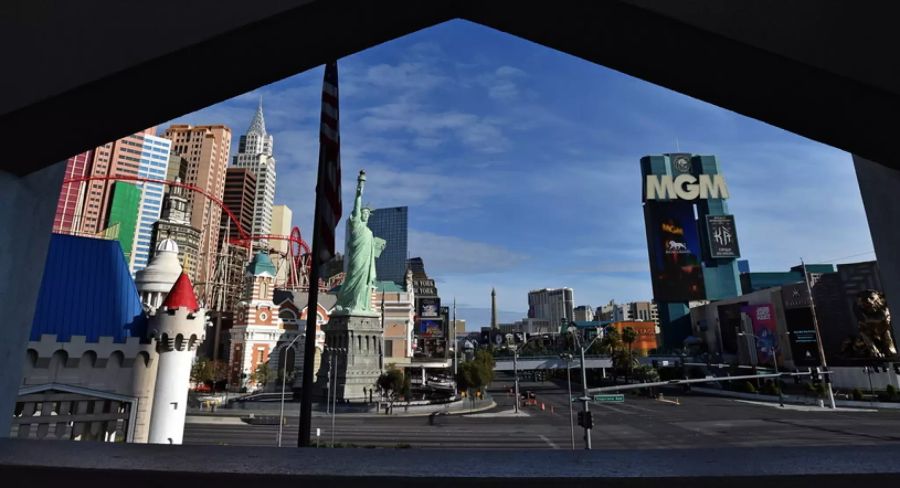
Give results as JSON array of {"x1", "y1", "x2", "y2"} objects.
[{"x1": 314, "y1": 61, "x2": 342, "y2": 264}]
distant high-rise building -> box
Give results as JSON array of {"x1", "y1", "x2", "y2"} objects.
[
  {"x1": 165, "y1": 154, "x2": 188, "y2": 191},
  {"x1": 368, "y1": 206, "x2": 408, "y2": 284},
  {"x1": 596, "y1": 300, "x2": 659, "y2": 327},
  {"x1": 270, "y1": 204, "x2": 293, "y2": 284},
  {"x1": 574, "y1": 305, "x2": 594, "y2": 322},
  {"x1": 151, "y1": 184, "x2": 200, "y2": 282},
  {"x1": 527, "y1": 288, "x2": 575, "y2": 328},
  {"x1": 132, "y1": 134, "x2": 172, "y2": 272},
  {"x1": 231, "y1": 101, "x2": 276, "y2": 239},
  {"x1": 53, "y1": 150, "x2": 94, "y2": 235},
  {"x1": 220, "y1": 167, "x2": 257, "y2": 245},
  {"x1": 163, "y1": 124, "x2": 232, "y2": 288}
]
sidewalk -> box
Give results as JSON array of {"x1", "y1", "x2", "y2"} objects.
[
  {"x1": 188, "y1": 397, "x2": 497, "y2": 418},
  {"x1": 691, "y1": 386, "x2": 900, "y2": 410},
  {"x1": 733, "y1": 400, "x2": 877, "y2": 413}
]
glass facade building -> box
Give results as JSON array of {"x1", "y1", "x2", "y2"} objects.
[
  {"x1": 106, "y1": 182, "x2": 142, "y2": 266},
  {"x1": 368, "y1": 206, "x2": 408, "y2": 285},
  {"x1": 132, "y1": 135, "x2": 172, "y2": 272}
]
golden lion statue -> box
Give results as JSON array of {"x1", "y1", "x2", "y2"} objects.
[{"x1": 843, "y1": 290, "x2": 897, "y2": 359}]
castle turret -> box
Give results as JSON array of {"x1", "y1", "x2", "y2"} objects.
[
  {"x1": 135, "y1": 237, "x2": 182, "y2": 313},
  {"x1": 147, "y1": 273, "x2": 205, "y2": 445}
]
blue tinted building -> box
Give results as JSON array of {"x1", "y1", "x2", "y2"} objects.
[
  {"x1": 132, "y1": 135, "x2": 171, "y2": 272},
  {"x1": 368, "y1": 206, "x2": 408, "y2": 285}
]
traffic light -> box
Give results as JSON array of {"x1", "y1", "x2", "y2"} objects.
[
  {"x1": 810, "y1": 368, "x2": 821, "y2": 384},
  {"x1": 577, "y1": 411, "x2": 594, "y2": 429}
]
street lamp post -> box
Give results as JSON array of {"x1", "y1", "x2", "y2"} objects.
[
  {"x1": 512, "y1": 345, "x2": 519, "y2": 414},
  {"x1": 560, "y1": 352, "x2": 575, "y2": 450},
  {"x1": 567, "y1": 324, "x2": 601, "y2": 450},
  {"x1": 329, "y1": 347, "x2": 344, "y2": 446},
  {"x1": 277, "y1": 333, "x2": 304, "y2": 447},
  {"x1": 801, "y1": 259, "x2": 837, "y2": 409}
]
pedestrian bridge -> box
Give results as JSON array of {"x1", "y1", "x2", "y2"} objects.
[{"x1": 493, "y1": 355, "x2": 612, "y2": 371}]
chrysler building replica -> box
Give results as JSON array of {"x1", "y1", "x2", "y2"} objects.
[
  {"x1": 232, "y1": 99, "x2": 276, "y2": 240},
  {"x1": 147, "y1": 272, "x2": 206, "y2": 444},
  {"x1": 229, "y1": 251, "x2": 283, "y2": 390}
]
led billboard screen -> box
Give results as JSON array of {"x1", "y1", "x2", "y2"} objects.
[
  {"x1": 418, "y1": 297, "x2": 441, "y2": 318},
  {"x1": 706, "y1": 215, "x2": 741, "y2": 259},
  {"x1": 645, "y1": 201, "x2": 706, "y2": 302},
  {"x1": 741, "y1": 304, "x2": 778, "y2": 366},
  {"x1": 419, "y1": 319, "x2": 443, "y2": 338}
]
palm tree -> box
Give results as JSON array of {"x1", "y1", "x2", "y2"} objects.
[
  {"x1": 621, "y1": 327, "x2": 639, "y2": 382},
  {"x1": 622, "y1": 327, "x2": 638, "y2": 356}
]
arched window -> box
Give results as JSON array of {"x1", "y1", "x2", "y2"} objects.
[{"x1": 175, "y1": 334, "x2": 184, "y2": 351}]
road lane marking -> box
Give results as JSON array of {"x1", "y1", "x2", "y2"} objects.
[
  {"x1": 538, "y1": 434, "x2": 559, "y2": 449},
  {"x1": 594, "y1": 404, "x2": 634, "y2": 415}
]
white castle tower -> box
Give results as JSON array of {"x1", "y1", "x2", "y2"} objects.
[
  {"x1": 147, "y1": 272, "x2": 206, "y2": 444},
  {"x1": 134, "y1": 237, "x2": 183, "y2": 313}
]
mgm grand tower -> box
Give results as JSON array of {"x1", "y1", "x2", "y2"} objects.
[{"x1": 641, "y1": 154, "x2": 742, "y2": 348}]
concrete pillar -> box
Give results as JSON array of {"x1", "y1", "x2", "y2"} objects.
[
  {"x1": 0, "y1": 161, "x2": 66, "y2": 437},
  {"x1": 853, "y1": 155, "x2": 900, "y2": 341}
]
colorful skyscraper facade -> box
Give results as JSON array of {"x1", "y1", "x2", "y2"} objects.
[
  {"x1": 52, "y1": 150, "x2": 94, "y2": 234},
  {"x1": 105, "y1": 181, "x2": 141, "y2": 269}
]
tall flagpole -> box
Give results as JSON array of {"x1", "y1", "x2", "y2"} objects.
[
  {"x1": 299, "y1": 61, "x2": 342, "y2": 446},
  {"x1": 298, "y1": 205, "x2": 323, "y2": 447}
]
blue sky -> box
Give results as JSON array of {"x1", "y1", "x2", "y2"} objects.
[{"x1": 168, "y1": 20, "x2": 874, "y2": 329}]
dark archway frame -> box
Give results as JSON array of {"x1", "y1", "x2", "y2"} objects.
[{"x1": 2, "y1": 0, "x2": 899, "y2": 176}]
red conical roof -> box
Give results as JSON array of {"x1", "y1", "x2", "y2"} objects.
[{"x1": 162, "y1": 273, "x2": 199, "y2": 311}]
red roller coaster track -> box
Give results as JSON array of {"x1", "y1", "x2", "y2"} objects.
[{"x1": 61, "y1": 175, "x2": 311, "y2": 268}]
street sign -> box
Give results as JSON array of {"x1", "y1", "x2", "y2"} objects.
[{"x1": 593, "y1": 394, "x2": 625, "y2": 403}]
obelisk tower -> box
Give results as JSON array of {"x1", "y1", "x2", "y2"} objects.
[{"x1": 491, "y1": 288, "x2": 498, "y2": 330}]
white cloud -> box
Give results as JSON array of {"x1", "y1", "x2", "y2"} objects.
[
  {"x1": 357, "y1": 100, "x2": 510, "y2": 154},
  {"x1": 409, "y1": 230, "x2": 529, "y2": 275}
]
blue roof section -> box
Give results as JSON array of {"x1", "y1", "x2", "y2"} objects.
[{"x1": 31, "y1": 234, "x2": 148, "y2": 343}]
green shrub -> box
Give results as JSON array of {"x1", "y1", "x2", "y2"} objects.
[
  {"x1": 886, "y1": 384, "x2": 897, "y2": 399},
  {"x1": 761, "y1": 381, "x2": 781, "y2": 396},
  {"x1": 851, "y1": 388, "x2": 864, "y2": 401},
  {"x1": 742, "y1": 381, "x2": 757, "y2": 394}
]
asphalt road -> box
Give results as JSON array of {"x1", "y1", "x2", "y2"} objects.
[{"x1": 184, "y1": 379, "x2": 900, "y2": 449}]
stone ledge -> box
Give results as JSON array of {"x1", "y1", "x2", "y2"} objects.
[{"x1": 1, "y1": 439, "x2": 899, "y2": 485}]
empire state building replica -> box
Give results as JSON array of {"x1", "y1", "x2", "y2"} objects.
[{"x1": 232, "y1": 99, "x2": 277, "y2": 241}]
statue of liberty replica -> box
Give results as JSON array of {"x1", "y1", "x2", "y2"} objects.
[{"x1": 316, "y1": 170, "x2": 386, "y2": 402}]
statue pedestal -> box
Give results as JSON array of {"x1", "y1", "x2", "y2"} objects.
[{"x1": 315, "y1": 313, "x2": 383, "y2": 402}]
